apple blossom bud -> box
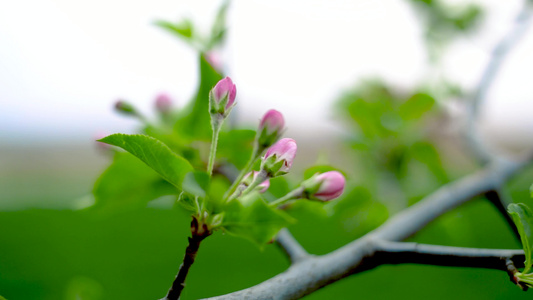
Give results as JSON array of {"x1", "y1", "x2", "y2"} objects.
[
  {"x1": 155, "y1": 93, "x2": 173, "y2": 113},
  {"x1": 209, "y1": 77, "x2": 237, "y2": 117},
  {"x1": 114, "y1": 100, "x2": 137, "y2": 115},
  {"x1": 304, "y1": 171, "x2": 345, "y2": 201},
  {"x1": 206, "y1": 51, "x2": 223, "y2": 72},
  {"x1": 257, "y1": 109, "x2": 285, "y2": 149},
  {"x1": 261, "y1": 138, "x2": 297, "y2": 177},
  {"x1": 243, "y1": 171, "x2": 270, "y2": 193}
]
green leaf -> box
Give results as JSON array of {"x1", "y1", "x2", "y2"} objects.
[
  {"x1": 175, "y1": 54, "x2": 223, "y2": 140},
  {"x1": 207, "y1": 175, "x2": 231, "y2": 213},
  {"x1": 265, "y1": 176, "x2": 290, "y2": 199},
  {"x1": 182, "y1": 171, "x2": 210, "y2": 198},
  {"x1": 65, "y1": 276, "x2": 103, "y2": 300},
  {"x1": 222, "y1": 196, "x2": 294, "y2": 246},
  {"x1": 0, "y1": 296, "x2": 7, "y2": 300},
  {"x1": 176, "y1": 192, "x2": 199, "y2": 213},
  {"x1": 93, "y1": 152, "x2": 177, "y2": 211},
  {"x1": 218, "y1": 129, "x2": 255, "y2": 169},
  {"x1": 208, "y1": 0, "x2": 229, "y2": 49},
  {"x1": 399, "y1": 92, "x2": 435, "y2": 121},
  {"x1": 155, "y1": 19, "x2": 194, "y2": 41},
  {"x1": 98, "y1": 134, "x2": 193, "y2": 189},
  {"x1": 508, "y1": 203, "x2": 533, "y2": 273},
  {"x1": 410, "y1": 141, "x2": 448, "y2": 183}
]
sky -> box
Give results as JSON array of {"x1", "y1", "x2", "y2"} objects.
[{"x1": 0, "y1": 0, "x2": 532, "y2": 155}]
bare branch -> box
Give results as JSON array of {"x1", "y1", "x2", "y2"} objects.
[
  {"x1": 275, "y1": 228, "x2": 310, "y2": 264},
  {"x1": 373, "y1": 240, "x2": 525, "y2": 269},
  {"x1": 466, "y1": 2, "x2": 533, "y2": 162},
  {"x1": 204, "y1": 157, "x2": 528, "y2": 300}
]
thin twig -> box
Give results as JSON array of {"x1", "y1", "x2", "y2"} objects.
[
  {"x1": 275, "y1": 228, "x2": 310, "y2": 264},
  {"x1": 485, "y1": 189, "x2": 520, "y2": 240},
  {"x1": 163, "y1": 217, "x2": 211, "y2": 300}
]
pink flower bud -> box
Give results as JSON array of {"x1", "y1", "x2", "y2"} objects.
[
  {"x1": 262, "y1": 138, "x2": 297, "y2": 176},
  {"x1": 213, "y1": 77, "x2": 236, "y2": 109},
  {"x1": 206, "y1": 51, "x2": 223, "y2": 72},
  {"x1": 313, "y1": 171, "x2": 345, "y2": 201},
  {"x1": 155, "y1": 93, "x2": 173, "y2": 113},
  {"x1": 243, "y1": 171, "x2": 270, "y2": 193},
  {"x1": 260, "y1": 109, "x2": 284, "y2": 134},
  {"x1": 257, "y1": 109, "x2": 285, "y2": 149}
]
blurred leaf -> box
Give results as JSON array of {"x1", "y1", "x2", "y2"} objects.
[
  {"x1": 176, "y1": 192, "x2": 199, "y2": 213},
  {"x1": 155, "y1": 19, "x2": 194, "y2": 41},
  {"x1": 93, "y1": 152, "x2": 177, "y2": 211},
  {"x1": 399, "y1": 92, "x2": 435, "y2": 121},
  {"x1": 176, "y1": 54, "x2": 223, "y2": 140},
  {"x1": 303, "y1": 165, "x2": 344, "y2": 180},
  {"x1": 452, "y1": 5, "x2": 482, "y2": 31},
  {"x1": 410, "y1": 141, "x2": 448, "y2": 183},
  {"x1": 508, "y1": 203, "x2": 533, "y2": 273},
  {"x1": 222, "y1": 196, "x2": 294, "y2": 246},
  {"x1": 99, "y1": 134, "x2": 193, "y2": 189},
  {"x1": 208, "y1": 0, "x2": 229, "y2": 49},
  {"x1": 218, "y1": 129, "x2": 255, "y2": 169},
  {"x1": 265, "y1": 176, "x2": 290, "y2": 200},
  {"x1": 182, "y1": 171, "x2": 210, "y2": 198},
  {"x1": 207, "y1": 175, "x2": 231, "y2": 213},
  {"x1": 64, "y1": 276, "x2": 103, "y2": 300},
  {"x1": 0, "y1": 296, "x2": 6, "y2": 300},
  {"x1": 328, "y1": 186, "x2": 388, "y2": 236}
]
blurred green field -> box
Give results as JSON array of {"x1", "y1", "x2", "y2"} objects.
[{"x1": 1, "y1": 172, "x2": 532, "y2": 300}]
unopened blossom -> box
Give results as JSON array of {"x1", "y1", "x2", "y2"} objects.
[
  {"x1": 261, "y1": 138, "x2": 297, "y2": 177},
  {"x1": 209, "y1": 77, "x2": 236, "y2": 117},
  {"x1": 309, "y1": 171, "x2": 345, "y2": 201},
  {"x1": 257, "y1": 109, "x2": 285, "y2": 149},
  {"x1": 155, "y1": 93, "x2": 173, "y2": 113}
]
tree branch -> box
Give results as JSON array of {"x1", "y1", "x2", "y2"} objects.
[
  {"x1": 204, "y1": 157, "x2": 528, "y2": 300},
  {"x1": 163, "y1": 217, "x2": 210, "y2": 300},
  {"x1": 373, "y1": 240, "x2": 525, "y2": 269},
  {"x1": 485, "y1": 189, "x2": 520, "y2": 240},
  {"x1": 466, "y1": 2, "x2": 533, "y2": 163},
  {"x1": 275, "y1": 228, "x2": 310, "y2": 264}
]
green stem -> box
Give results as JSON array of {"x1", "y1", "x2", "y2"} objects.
[
  {"x1": 207, "y1": 117, "x2": 223, "y2": 176},
  {"x1": 224, "y1": 145, "x2": 260, "y2": 201},
  {"x1": 240, "y1": 170, "x2": 269, "y2": 197},
  {"x1": 269, "y1": 187, "x2": 305, "y2": 207}
]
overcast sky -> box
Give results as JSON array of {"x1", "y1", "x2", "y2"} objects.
[{"x1": 1, "y1": 0, "x2": 532, "y2": 154}]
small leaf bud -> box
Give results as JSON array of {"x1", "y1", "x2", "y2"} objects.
[{"x1": 114, "y1": 100, "x2": 137, "y2": 116}]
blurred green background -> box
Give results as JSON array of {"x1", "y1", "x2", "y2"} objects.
[{"x1": 3, "y1": 0, "x2": 533, "y2": 299}]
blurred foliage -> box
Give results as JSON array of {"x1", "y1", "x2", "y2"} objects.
[
  {"x1": 334, "y1": 79, "x2": 447, "y2": 223},
  {"x1": 2, "y1": 0, "x2": 533, "y2": 299},
  {"x1": 408, "y1": 0, "x2": 483, "y2": 60}
]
